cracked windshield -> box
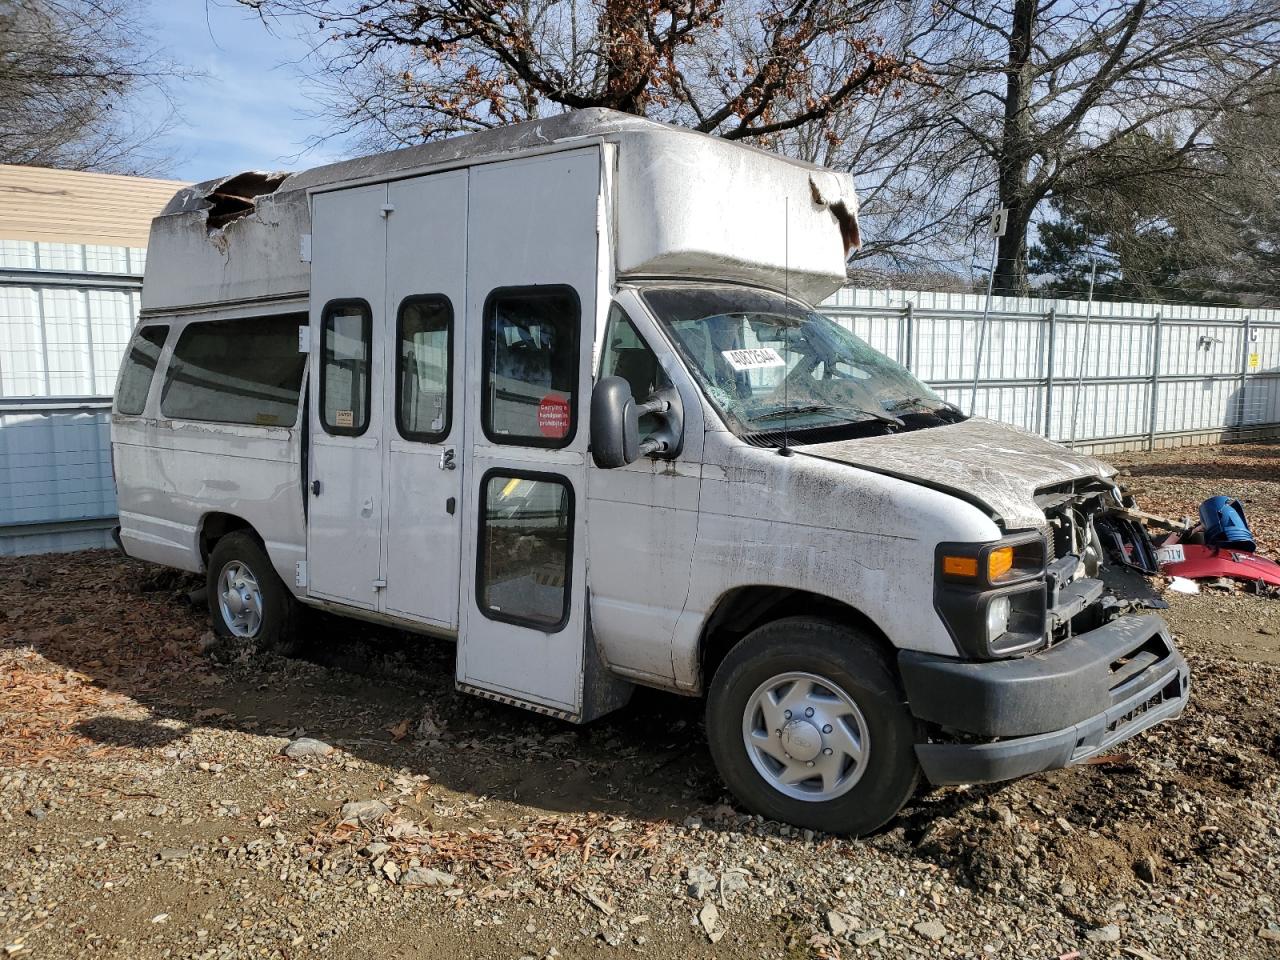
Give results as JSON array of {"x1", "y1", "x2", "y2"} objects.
[{"x1": 642, "y1": 285, "x2": 961, "y2": 437}]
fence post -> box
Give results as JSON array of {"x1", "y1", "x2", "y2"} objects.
[
  {"x1": 1042, "y1": 308, "x2": 1057, "y2": 439},
  {"x1": 1147, "y1": 312, "x2": 1163, "y2": 451},
  {"x1": 1237, "y1": 313, "x2": 1252, "y2": 429},
  {"x1": 903, "y1": 301, "x2": 915, "y2": 373}
]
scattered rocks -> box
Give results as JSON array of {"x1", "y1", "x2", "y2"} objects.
[
  {"x1": 283, "y1": 737, "x2": 334, "y2": 759},
  {"x1": 1086, "y1": 924, "x2": 1122, "y2": 943},
  {"x1": 854, "y1": 928, "x2": 886, "y2": 947},
  {"x1": 686, "y1": 865, "x2": 716, "y2": 899},
  {"x1": 399, "y1": 867, "x2": 455, "y2": 888},
  {"x1": 826, "y1": 910, "x2": 852, "y2": 937},
  {"x1": 339, "y1": 800, "x2": 390, "y2": 824},
  {"x1": 913, "y1": 920, "x2": 947, "y2": 941}
]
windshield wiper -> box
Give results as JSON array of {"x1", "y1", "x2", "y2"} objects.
[
  {"x1": 750, "y1": 404, "x2": 840, "y2": 422},
  {"x1": 751, "y1": 404, "x2": 903, "y2": 427},
  {"x1": 884, "y1": 395, "x2": 964, "y2": 416}
]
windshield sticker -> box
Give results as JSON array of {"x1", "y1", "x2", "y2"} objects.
[{"x1": 721, "y1": 347, "x2": 786, "y2": 372}]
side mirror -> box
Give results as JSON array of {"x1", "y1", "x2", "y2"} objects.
[{"x1": 590, "y1": 376, "x2": 642, "y2": 468}]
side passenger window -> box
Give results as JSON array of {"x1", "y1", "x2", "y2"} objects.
[
  {"x1": 600, "y1": 303, "x2": 671, "y2": 436},
  {"x1": 115, "y1": 324, "x2": 168, "y2": 416},
  {"x1": 161, "y1": 316, "x2": 306, "y2": 425},
  {"x1": 483, "y1": 286, "x2": 579, "y2": 447},
  {"x1": 397, "y1": 296, "x2": 452, "y2": 442},
  {"x1": 321, "y1": 301, "x2": 372, "y2": 436}
]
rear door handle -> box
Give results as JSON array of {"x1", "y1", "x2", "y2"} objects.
[{"x1": 310, "y1": 479, "x2": 322, "y2": 497}]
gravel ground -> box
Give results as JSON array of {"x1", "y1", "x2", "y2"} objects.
[{"x1": 3, "y1": 441, "x2": 1280, "y2": 960}]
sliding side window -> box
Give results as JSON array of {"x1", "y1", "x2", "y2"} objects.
[
  {"x1": 161, "y1": 316, "x2": 306, "y2": 425},
  {"x1": 114, "y1": 324, "x2": 168, "y2": 416}
]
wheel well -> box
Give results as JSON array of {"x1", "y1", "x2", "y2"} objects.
[
  {"x1": 698, "y1": 586, "x2": 897, "y2": 691},
  {"x1": 198, "y1": 513, "x2": 259, "y2": 566}
]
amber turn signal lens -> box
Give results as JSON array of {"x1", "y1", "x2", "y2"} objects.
[
  {"x1": 942, "y1": 555, "x2": 979, "y2": 577},
  {"x1": 987, "y1": 546, "x2": 1014, "y2": 581}
]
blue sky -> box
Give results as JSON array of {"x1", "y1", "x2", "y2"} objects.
[{"x1": 145, "y1": 1, "x2": 346, "y2": 182}]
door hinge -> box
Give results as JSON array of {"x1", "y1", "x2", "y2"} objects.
[
  {"x1": 300, "y1": 234, "x2": 312, "y2": 263},
  {"x1": 373, "y1": 578, "x2": 387, "y2": 590},
  {"x1": 298, "y1": 326, "x2": 311, "y2": 354},
  {"x1": 380, "y1": 203, "x2": 395, "y2": 218},
  {"x1": 295, "y1": 560, "x2": 308, "y2": 588}
]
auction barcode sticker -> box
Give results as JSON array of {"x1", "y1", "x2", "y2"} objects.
[
  {"x1": 722, "y1": 348, "x2": 786, "y2": 372},
  {"x1": 1155, "y1": 544, "x2": 1185, "y2": 565}
]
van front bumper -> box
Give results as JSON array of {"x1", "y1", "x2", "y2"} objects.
[{"x1": 899, "y1": 614, "x2": 1189, "y2": 785}]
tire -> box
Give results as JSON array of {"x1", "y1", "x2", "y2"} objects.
[
  {"x1": 206, "y1": 531, "x2": 300, "y2": 655},
  {"x1": 705, "y1": 616, "x2": 919, "y2": 836}
]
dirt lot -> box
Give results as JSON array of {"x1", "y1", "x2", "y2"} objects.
[{"x1": 3, "y1": 442, "x2": 1280, "y2": 960}]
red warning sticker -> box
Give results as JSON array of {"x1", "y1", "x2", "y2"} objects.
[{"x1": 537, "y1": 394, "x2": 571, "y2": 438}]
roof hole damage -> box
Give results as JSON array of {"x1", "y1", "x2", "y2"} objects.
[
  {"x1": 203, "y1": 171, "x2": 289, "y2": 232},
  {"x1": 809, "y1": 173, "x2": 862, "y2": 256}
]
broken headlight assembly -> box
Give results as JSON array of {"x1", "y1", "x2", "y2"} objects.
[{"x1": 935, "y1": 532, "x2": 1048, "y2": 659}]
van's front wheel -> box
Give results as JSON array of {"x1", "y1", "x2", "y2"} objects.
[
  {"x1": 705, "y1": 617, "x2": 919, "y2": 836},
  {"x1": 206, "y1": 532, "x2": 299, "y2": 655}
]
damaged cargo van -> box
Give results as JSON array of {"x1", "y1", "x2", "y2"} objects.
[{"x1": 111, "y1": 109, "x2": 1189, "y2": 834}]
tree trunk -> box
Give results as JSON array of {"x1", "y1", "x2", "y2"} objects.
[
  {"x1": 992, "y1": 0, "x2": 1037, "y2": 295},
  {"x1": 600, "y1": 0, "x2": 651, "y2": 114}
]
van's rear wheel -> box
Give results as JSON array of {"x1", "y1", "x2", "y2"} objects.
[
  {"x1": 705, "y1": 617, "x2": 919, "y2": 836},
  {"x1": 206, "y1": 532, "x2": 299, "y2": 655}
]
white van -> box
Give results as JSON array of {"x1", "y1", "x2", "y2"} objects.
[{"x1": 111, "y1": 109, "x2": 1188, "y2": 834}]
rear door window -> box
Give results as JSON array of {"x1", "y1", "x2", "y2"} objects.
[
  {"x1": 114, "y1": 324, "x2": 168, "y2": 415},
  {"x1": 161, "y1": 316, "x2": 306, "y2": 425}
]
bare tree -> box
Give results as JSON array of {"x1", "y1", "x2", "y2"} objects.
[
  {"x1": 236, "y1": 0, "x2": 923, "y2": 152},
  {"x1": 0, "y1": 0, "x2": 179, "y2": 173},
  {"x1": 838, "y1": 0, "x2": 1280, "y2": 292}
]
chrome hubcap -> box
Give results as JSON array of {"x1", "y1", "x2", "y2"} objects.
[
  {"x1": 742, "y1": 671, "x2": 869, "y2": 802},
  {"x1": 217, "y1": 560, "x2": 263, "y2": 638}
]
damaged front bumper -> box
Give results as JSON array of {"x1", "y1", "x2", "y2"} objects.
[{"x1": 899, "y1": 615, "x2": 1190, "y2": 785}]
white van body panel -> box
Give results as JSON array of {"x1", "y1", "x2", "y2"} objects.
[
  {"x1": 585, "y1": 288, "x2": 705, "y2": 683},
  {"x1": 664, "y1": 426, "x2": 1000, "y2": 689}
]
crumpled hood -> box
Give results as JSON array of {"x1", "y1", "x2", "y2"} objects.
[{"x1": 797, "y1": 417, "x2": 1115, "y2": 530}]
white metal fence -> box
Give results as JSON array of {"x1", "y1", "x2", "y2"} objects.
[
  {"x1": 823, "y1": 287, "x2": 1280, "y2": 453},
  {"x1": 2, "y1": 272, "x2": 1278, "y2": 555},
  {"x1": 0, "y1": 239, "x2": 144, "y2": 555}
]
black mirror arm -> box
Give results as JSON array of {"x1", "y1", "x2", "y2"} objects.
[{"x1": 634, "y1": 397, "x2": 669, "y2": 417}]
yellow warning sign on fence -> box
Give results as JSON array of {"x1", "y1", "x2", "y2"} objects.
[{"x1": 1249, "y1": 352, "x2": 1261, "y2": 369}]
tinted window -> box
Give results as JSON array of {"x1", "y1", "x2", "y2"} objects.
[
  {"x1": 482, "y1": 287, "x2": 579, "y2": 446},
  {"x1": 478, "y1": 472, "x2": 573, "y2": 630},
  {"x1": 115, "y1": 324, "x2": 168, "y2": 416},
  {"x1": 600, "y1": 303, "x2": 672, "y2": 436},
  {"x1": 161, "y1": 316, "x2": 305, "y2": 426},
  {"x1": 321, "y1": 301, "x2": 372, "y2": 436},
  {"x1": 397, "y1": 296, "x2": 452, "y2": 442}
]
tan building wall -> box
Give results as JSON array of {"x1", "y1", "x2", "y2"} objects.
[{"x1": 0, "y1": 164, "x2": 187, "y2": 248}]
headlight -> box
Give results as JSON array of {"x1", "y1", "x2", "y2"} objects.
[
  {"x1": 986, "y1": 595, "x2": 1011, "y2": 641},
  {"x1": 935, "y1": 533, "x2": 1048, "y2": 659}
]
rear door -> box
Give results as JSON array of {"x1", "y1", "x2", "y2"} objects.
[
  {"x1": 457, "y1": 147, "x2": 602, "y2": 715},
  {"x1": 307, "y1": 183, "x2": 386, "y2": 609},
  {"x1": 380, "y1": 171, "x2": 468, "y2": 629}
]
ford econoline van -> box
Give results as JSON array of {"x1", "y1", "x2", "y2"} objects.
[{"x1": 111, "y1": 109, "x2": 1189, "y2": 834}]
